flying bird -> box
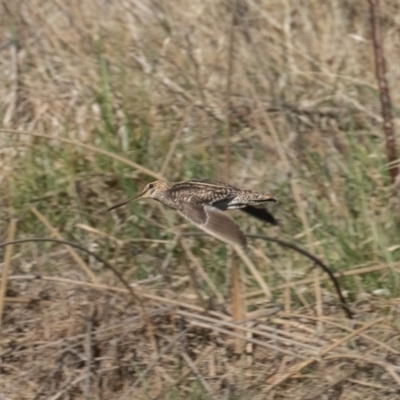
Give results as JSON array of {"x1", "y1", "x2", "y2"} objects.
[{"x1": 108, "y1": 179, "x2": 277, "y2": 247}]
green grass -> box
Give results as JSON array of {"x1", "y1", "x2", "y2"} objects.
[
  {"x1": 2, "y1": 3, "x2": 400, "y2": 396},
  {"x1": 7, "y1": 76, "x2": 400, "y2": 302}
]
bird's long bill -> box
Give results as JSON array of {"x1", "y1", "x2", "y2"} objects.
[{"x1": 107, "y1": 192, "x2": 144, "y2": 211}]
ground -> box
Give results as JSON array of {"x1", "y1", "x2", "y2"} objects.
[{"x1": 1, "y1": 1, "x2": 400, "y2": 399}]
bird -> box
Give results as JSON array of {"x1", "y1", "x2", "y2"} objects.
[{"x1": 108, "y1": 179, "x2": 277, "y2": 247}]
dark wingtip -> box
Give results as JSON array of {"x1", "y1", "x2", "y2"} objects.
[{"x1": 241, "y1": 206, "x2": 278, "y2": 225}]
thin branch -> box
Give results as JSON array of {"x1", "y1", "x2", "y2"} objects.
[
  {"x1": 0, "y1": 238, "x2": 147, "y2": 319},
  {"x1": 247, "y1": 234, "x2": 353, "y2": 319},
  {"x1": 368, "y1": 0, "x2": 398, "y2": 185},
  {"x1": 0, "y1": 235, "x2": 352, "y2": 318},
  {"x1": 183, "y1": 232, "x2": 353, "y2": 319},
  {"x1": 233, "y1": 244, "x2": 271, "y2": 300}
]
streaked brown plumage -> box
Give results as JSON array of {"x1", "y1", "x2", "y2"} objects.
[{"x1": 108, "y1": 179, "x2": 277, "y2": 247}]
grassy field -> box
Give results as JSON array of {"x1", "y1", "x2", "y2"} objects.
[{"x1": 1, "y1": 1, "x2": 400, "y2": 398}]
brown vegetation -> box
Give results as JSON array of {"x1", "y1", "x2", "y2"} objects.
[{"x1": 1, "y1": 1, "x2": 400, "y2": 399}]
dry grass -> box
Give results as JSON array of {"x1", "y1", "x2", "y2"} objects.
[{"x1": 1, "y1": 0, "x2": 400, "y2": 398}]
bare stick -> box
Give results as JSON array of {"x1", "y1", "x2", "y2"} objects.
[
  {"x1": 247, "y1": 234, "x2": 352, "y2": 318},
  {"x1": 368, "y1": 0, "x2": 398, "y2": 185},
  {"x1": 0, "y1": 219, "x2": 17, "y2": 332},
  {"x1": 230, "y1": 248, "x2": 244, "y2": 353},
  {"x1": 233, "y1": 244, "x2": 271, "y2": 300},
  {"x1": 0, "y1": 238, "x2": 147, "y2": 320},
  {"x1": 184, "y1": 231, "x2": 353, "y2": 319}
]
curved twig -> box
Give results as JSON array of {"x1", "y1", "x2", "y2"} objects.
[
  {"x1": 0, "y1": 238, "x2": 145, "y2": 312},
  {"x1": 183, "y1": 232, "x2": 353, "y2": 319},
  {"x1": 0, "y1": 236, "x2": 352, "y2": 319}
]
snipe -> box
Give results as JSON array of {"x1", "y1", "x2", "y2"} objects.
[{"x1": 108, "y1": 179, "x2": 277, "y2": 247}]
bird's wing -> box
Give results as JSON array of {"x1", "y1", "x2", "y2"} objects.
[
  {"x1": 240, "y1": 206, "x2": 278, "y2": 225},
  {"x1": 177, "y1": 203, "x2": 246, "y2": 247}
]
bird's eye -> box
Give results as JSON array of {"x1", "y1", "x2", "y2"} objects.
[{"x1": 148, "y1": 183, "x2": 154, "y2": 189}]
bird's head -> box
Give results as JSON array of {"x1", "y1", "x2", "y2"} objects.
[
  {"x1": 107, "y1": 180, "x2": 169, "y2": 211},
  {"x1": 136, "y1": 180, "x2": 169, "y2": 200}
]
